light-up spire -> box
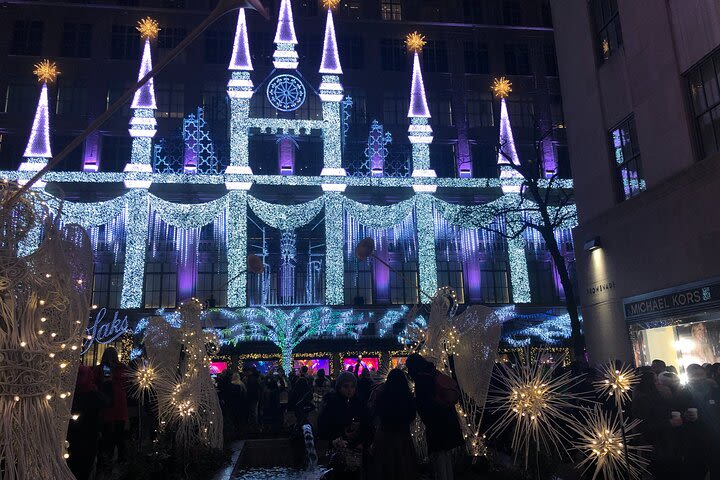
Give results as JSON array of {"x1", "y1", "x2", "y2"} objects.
[
  {"x1": 407, "y1": 52, "x2": 431, "y2": 119},
  {"x1": 320, "y1": 8, "x2": 342, "y2": 74},
  {"x1": 318, "y1": 5, "x2": 343, "y2": 102},
  {"x1": 229, "y1": 9, "x2": 253, "y2": 71},
  {"x1": 23, "y1": 82, "x2": 52, "y2": 160},
  {"x1": 131, "y1": 39, "x2": 157, "y2": 110},
  {"x1": 495, "y1": 79, "x2": 522, "y2": 192},
  {"x1": 273, "y1": 0, "x2": 299, "y2": 69}
]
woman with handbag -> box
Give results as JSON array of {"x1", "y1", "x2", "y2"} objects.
[{"x1": 318, "y1": 371, "x2": 371, "y2": 479}]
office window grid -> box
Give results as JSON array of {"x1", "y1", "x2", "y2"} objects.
[
  {"x1": 61, "y1": 23, "x2": 92, "y2": 58},
  {"x1": 110, "y1": 25, "x2": 140, "y2": 60},
  {"x1": 504, "y1": 43, "x2": 531, "y2": 75},
  {"x1": 144, "y1": 261, "x2": 178, "y2": 309},
  {"x1": 56, "y1": 81, "x2": 89, "y2": 116},
  {"x1": 156, "y1": 83, "x2": 185, "y2": 119},
  {"x1": 4, "y1": 83, "x2": 38, "y2": 114},
  {"x1": 467, "y1": 93, "x2": 494, "y2": 128},
  {"x1": 502, "y1": 1, "x2": 523, "y2": 26},
  {"x1": 437, "y1": 260, "x2": 465, "y2": 304},
  {"x1": 381, "y1": 39, "x2": 407, "y2": 71},
  {"x1": 381, "y1": 0, "x2": 402, "y2": 21},
  {"x1": 390, "y1": 261, "x2": 418, "y2": 305},
  {"x1": 11, "y1": 21, "x2": 44, "y2": 56},
  {"x1": 158, "y1": 27, "x2": 187, "y2": 50},
  {"x1": 204, "y1": 29, "x2": 232, "y2": 64},
  {"x1": 339, "y1": 36, "x2": 365, "y2": 70},
  {"x1": 92, "y1": 262, "x2": 123, "y2": 309},
  {"x1": 464, "y1": 41, "x2": 489, "y2": 74},
  {"x1": 344, "y1": 262, "x2": 373, "y2": 305},
  {"x1": 383, "y1": 92, "x2": 408, "y2": 126},
  {"x1": 481, "y1": 260, "x2": 510, "y2": 304},
  {"x1": 463, "y1": 0, "x2": 484, "y2": 24},
  {"x1": 610, "y1": 116, "x2": 645, "y2": 200},
  {"x1": 423, "y1": 41, "x2": 449, "y2": 73},
  {"x1": 592, "y1": 0, "x2": 623, "y2": 62},
  {"x1": 688, "y1": 52, "x2": 720, "y2": 159},
  {"x1": 430, "y1": 97, "x2": 453, "y2": 127}
]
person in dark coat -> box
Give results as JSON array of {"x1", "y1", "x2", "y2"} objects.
[
  {"x1": 262, "y1": 376, "x2": 282, "y2": 433},
  {"x1": 66, "y1": 365, "x2": 112, "y2": 480},
  {"x1": 356, "y1": 368, "x2": 373, "y2": 406},
  {"x1": 369, "y1": 368, "x2": 419, "y2": 480},
  {"x1": 94, "y1": 347, "x2": 129, "y2": 466},
  {"x1": 245, "y1": 367, "x2": 261, "y2": 427},
  {"x1": 406, "y1": 353, "x2": 464, "y2": 480},
  {"x1": 317, "y1": 371, "x2": 371, "y2": 479},
  {"x1": 289, "y1": 376, "x2": 314, "y2": 427}
]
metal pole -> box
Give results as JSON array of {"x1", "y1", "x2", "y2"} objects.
[{"x1": 2, "y1": 0, "x2": 268, "y2": 211}]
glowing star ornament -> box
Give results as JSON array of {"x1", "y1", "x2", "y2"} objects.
[
  {"x1": 491, "y1": 77, "x2": 512, "y2": 99},
  {"x1": 570, "y1": 407, "x2": 650, "y2": 480},
  {"x1": 405, "y1": 32, "x2": 426, "y2": 53},
  {"x1": 136, "y1": 17, "x2": 160, "y2": 40},
  {"x1": 33, "y1": 60, "x2": 60, "y2": 84},
  {"x1": 273, "y1": 0, "x2": 299, "y2": 69},
  {"x1": 322, "y1": 0, "x2": 340, "y2": 8}
]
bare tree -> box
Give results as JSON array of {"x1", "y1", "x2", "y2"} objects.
[{"x1": 489, "y1": 124, "x2": 585, "y2": 359}]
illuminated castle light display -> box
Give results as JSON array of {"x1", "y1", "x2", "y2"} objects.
[{"x1": 2, "y1": 2, "x2": 578, "y2": 359}]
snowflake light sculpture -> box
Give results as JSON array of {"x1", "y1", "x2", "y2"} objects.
[{"x1": 266, "y1": 74, "x2": 306, "y2": 112}]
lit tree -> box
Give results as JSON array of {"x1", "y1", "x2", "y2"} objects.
[
  {"x1": 486, "y1": 78, "x2": 584, "y2": 358},
  {"x1": 221, "y1": 307, "x2": 366, "y2": 373}
]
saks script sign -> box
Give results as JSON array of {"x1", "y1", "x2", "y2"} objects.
[{"x1": 80, "y1": 308, "x2": 129, "y2": 355}]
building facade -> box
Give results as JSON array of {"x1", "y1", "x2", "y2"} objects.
[
  {"x1": 0, "y1": 0, "x2": 576, "y2": 366},
  {"x1": 551, "y1": 0, "x2": 720, "y2": 373}
]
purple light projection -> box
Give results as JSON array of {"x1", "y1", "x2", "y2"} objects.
[
  {"x1": 373, "y1": 237, "x2": 390, "y2": 303},
  {"x1": 277, "y1": 136, "x2": 296, "y2": 175},
  {"x1": 319, "y1": 8, "x2": 342, "y2": 75},
  {"x1": 83, "y1": 131, "x2": 100, "y2": 172},
  {"x1": 229, "y1": 9, "x2": 253, "y2": 71},
  {"x1": 131, "y1": 39, "x2": 157, "y2": 110},
  {"x1": 274, "y1": 0, "x2": 298, "y2": 45},
  {"x1": 23, "y1": 82, "x2": 52, "y2": 158},
  {"x1": 407, "y1": 53, "x2": 431, "y2": 119}
]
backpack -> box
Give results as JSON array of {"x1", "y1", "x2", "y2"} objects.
[{"x1": 432, "y1": 370, "x2": 460, "y2": 407}]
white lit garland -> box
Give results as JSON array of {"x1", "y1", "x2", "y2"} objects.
[
  {"x1": 416, "y1": 193, "x2": 438, "y2": 303},
  {"x1": 325, "y1": 193, "x2": 344, "y2": 305},
  {"x1": 227, "y1": 191, "x2": 248, "y2": 307},
  {"x1": 247, "y1": 194, "x2": 325, "y2": 230},
  {"x1": 322, "y1": 101, "x2": 343, "y2": 169},
  {"x1": 51, "y1": 193, "x2": 130, "y2": 228},
  {"x1": 149, "y1": 194, "x2": 227, "y2": 229},
  {"x1": 120, "y1": 189, "x2": 149, "y2": 308},
  {"x1": 343, "y1": 196, "x2": 416, "y2": 227}
]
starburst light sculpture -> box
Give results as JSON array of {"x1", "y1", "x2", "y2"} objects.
[
  {"x1": 322, "y1": 0, "x2": 340, "y2": 9},
  {"x1": 593, "y1": 361, "x2": 638, "y2": 411},
  {"x1": 570, "y1": 407, "x2": 650, "y2": 480},
  {"x1": 33, "y1": 60, "x2": 60, "y2": 83},
  {"x1": 405, "y1": 31, "x2": 427, "y2": 53},
  {"x1": 136, "y1": 17, "x2": 160, "y2": 40},
  {"x1": 491, "y1": 77, "x2": 512, "y2": 99},
  {"x1": 487, "y1": 351, "x2": 587, "y2": 467}
]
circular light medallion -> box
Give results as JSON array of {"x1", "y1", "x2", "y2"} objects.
[{"x1": 266, "y1": 74, "x2": 306, "y2": 112}]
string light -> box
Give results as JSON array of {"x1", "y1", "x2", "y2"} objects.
[{"x1": 594, "y1": 361, "x2": 639, "y2": 410}]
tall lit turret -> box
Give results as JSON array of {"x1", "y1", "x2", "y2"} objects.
[
  {"x1": 19, "y1": 60, "x2": 59, "y2": 179},
  {"x1": 124, "y1": 17, "x2": 160, "y2": 188},
  {"x1": 493, "y1": 77, "x2": 522, "y2": 193},
  {"x1": 318, "y1": 0, "x2": 343, "y2": 101},
  {"x1": 227, "y1": 8, "x2": 254, "y2": 100},
  {"x1": 273, "y1": 0, "x2": 299, "y2": 69},
  {"x1": 405, "y1": 32, "x2": 436, "y2": 192}
]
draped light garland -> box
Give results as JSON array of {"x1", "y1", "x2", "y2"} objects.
[
  {"x1": 343, "y1": 196, "x2": 416, "y2": 227},
  {"x1": 149, "y1": 194, "x2": 227, "y2": 229},
  {"x1": 247, "y1": 194, "x2": 325, "y2": 231}
]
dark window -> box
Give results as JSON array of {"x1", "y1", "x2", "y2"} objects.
[
  {"x1": 196, "y1": 262, "x2": 228, "y2": 307},
  {"x1": 100, "y1": 136, "x2": 132, "y2": 172},
  {"x1": 0, "y1": 134, "x2": 24, "y2": 170},
  {"x1": 610, "y1": 116, "x2": 645, "y2": 200},
  {"x1": 345, "y1": 260, "x2": 373, "y2": 305},
  {"x1": 504, "y1": 44, "x2": 531, "y2": 75},
  {"x1": 339, "y1": 36, "x2": 365, "y2": 69},
  {"x1": 528, "y1": 260, "x2": 558, "y2": 304},
  {"x1": 156, "y1": 83, "x2": 185, "y2": 119},
  {"x1": 251, "y1": 32, "x2": 274, "y2": 67},
  {"x1": 687, "y1": 51, "x2": 720, "y2": 159},
  {"x1": 464, "y1": 41, "x2": 489, "y2": 74},
  {"x1": 340, "y1": 1, "x2": 362, "y2": 20},
  {"x1": 144, "y1": 262, "x2": 178, "y2": 309},
  {"x1": 390, "y1": 261, "x2": 418, "y2": 304},
  {"x1": 544, "y1": 44, "x2": 558, "y2": 76},
  {"x1": 204, "y1": 29, "x2": 232, "y2": 64},
  {"x1": 110, "y1": 25, "x2": 140, "y2": 60},
  {"x1": 3, "y1": 83, "x2": 38, "y2": 113},
  {"x1": 56, "y1": 81, "x2": 88, "y2": 116},
  {"x1": 92, "y1": 262, "x2": 123, "y2": 309},
  {"x1": 158, "y1": 27, "x2": 187, "y2": 51},
  {"x1": 163, "y1": 0, "x2": 185, "y2": 8},
  {"x1": 381, "y1": 0, "x2": 402, "y2": 21},
  {"x1": 430, "y1": 144, "x2": 457, "y2": 178},
  {"x1": 61, "y1": 23, "x2": 92, "y2": 58},
  {"x1": 502, "y1": 1, "x2": 523, "y2": 26},
  {"x1": 550, "y1": 98, "x2": 564, "y2": 127},
  {"x1": 423, "y1": 40, "x2": 448, "y2": 73},
  {"x1": 507, "y1": 99, "x2": 535, "y2": 128},
  {"x1": 471, "y1": 143, "x2": 498, "y2": 178},
  {"x1": 53, "y1": 135, "x2": 85, "y2": 171},
  {"x1": 298, "y1": 0, "x2": 318, "y2": 16},
  {"x1": 11, "y1": 21, "x2": 44, "y2": 56},
  {"x1": 345, "y1": 88, "x2": 367, "y2": 126},
  {"x1": 541, "y1": 2, "x2": 553, "y2": 27},
  {"x1": 106, "y1": 82, "x2": 133, "y2": 118},
  {"x1": 482, "y1": 260, "x2": 510, "y2": 304},
  {"x1": 429, "y1": 97, "x2": 453, "y2": 127},
  {"x1": 202, "y1": 82, "x2": 229, "y2": 125},
  {"x1": 298, "y1": 34, "x2": 323, "y2": 70},
  {"x1": 438, "y1": 261, "x2": 465, "y2": 303},
  {"x1": 382, "y1": 92, "x2": 408, "y2": 126},
  {"x1": 463, "y1": 0, "x2": 484, "y2": 23},
  {"x1": 591, "y1": 0, "x2": 623, "y2": 62},
  {"x1": 381, "y1": 38, "x2": 407, "y2": 71},
  {"x1": 467, "y1": 93, "x2": 494, "y2": 127},
  {"x1": 555, "y1": 144, "x2": 572, "y2": 179}
]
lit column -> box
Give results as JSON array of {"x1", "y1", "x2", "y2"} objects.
[
  {"x1": 319, "y1": 3, "x2": 347, "y2": 188},
  {"x1": 226, "y1": 8, "x2": 255, "y2": 179},
  {"x1": 19, "y1": 60, "x2": 60, "y2": 186},
  {"x1": 124, "y1": 18, "x2": 160, "y2": 189},
  {"x1": 324, "y1": 192, "x2": 344, "y2": 305},
  {"x1": 120, "y1": 189, "x2": 150, "y2": 308},
  {"x1": 405, "y1": 33, "x2": 436, "y2": 194},
  {"x1": 493, "y1": 77, "x2": 531, "y2": 303},
  {"x1": 227, "y1": 190, "x2": 248, "y2": 307},
  {"x1": 416, "y1": 193, "x2": 438, "y2": 303}
]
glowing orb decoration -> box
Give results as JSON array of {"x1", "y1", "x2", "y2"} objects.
[
  {"x1": 406, "y1": 31, "x2": 427, "y2": 53},
  {"x1": 322, "y1": 0, "x2": 340, "y2": 9},
  {"x1": 137, "y1": 17, "x2": 160, "y2": 40},
  {"x1": 33, "y1": 60, "x2": 60, "y2": 84},
  {"x1": 266, "y1": 74, "x2": 306, "y2": 112},
  {"x1": 491, "y1": 77, "x2": 513, "y2": 99}
]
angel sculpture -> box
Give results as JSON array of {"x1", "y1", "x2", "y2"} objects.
[{"x1": 0, "y1": 182, "x2": 93, "y2": 479}]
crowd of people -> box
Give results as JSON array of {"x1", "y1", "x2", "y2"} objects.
[{"x1": 63, "y1": 345, "x2": 720, "y2": 480}]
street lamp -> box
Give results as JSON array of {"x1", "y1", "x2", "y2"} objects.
[{"x1": 3, "y1": 0, "x2": 268, "y2": 210}]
